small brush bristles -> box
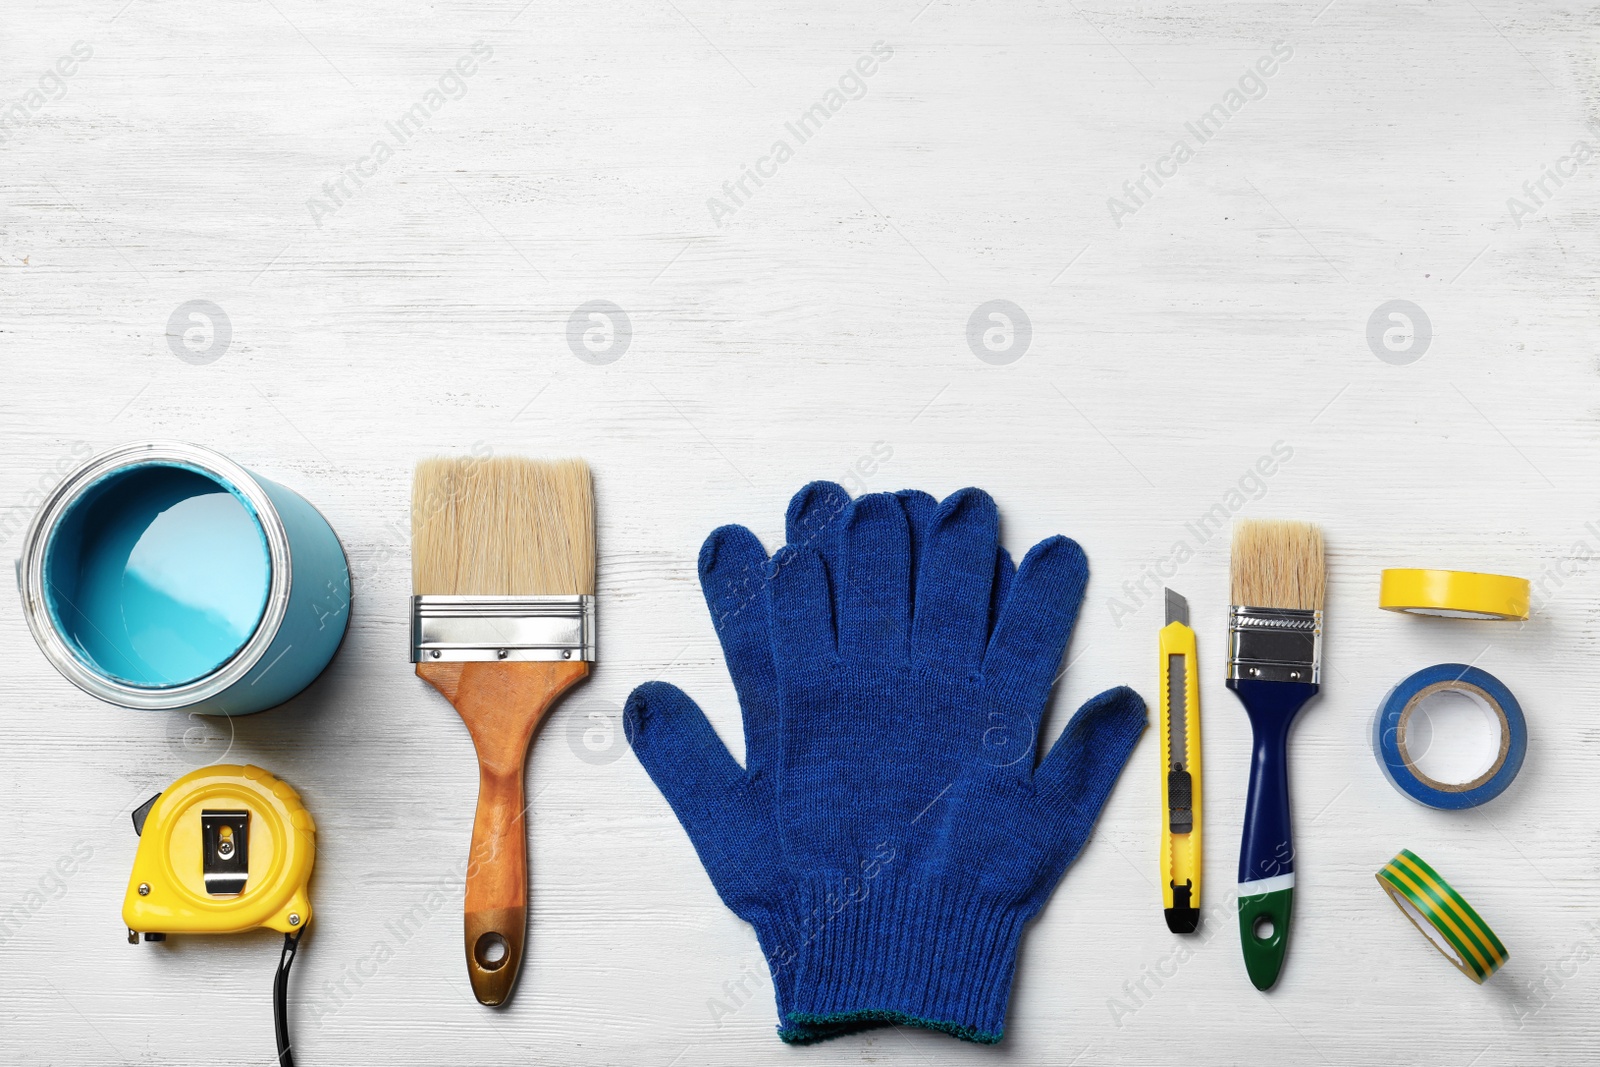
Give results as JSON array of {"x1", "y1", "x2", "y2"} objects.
[
  {"x1": 1230, "y1": 520, "x2": 1325, "y2": 611},
  {"x1": 412, "y1": 456, "x2": 594, "y2": 596}
]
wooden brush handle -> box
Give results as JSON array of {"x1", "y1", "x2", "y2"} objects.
[{"x1": 419, "y1": 660, "x2": 589, "y2": 1006}]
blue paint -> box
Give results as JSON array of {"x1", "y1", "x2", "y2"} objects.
[
  {"x1": 44, "y1": 464, "x2": 270, "y2": 687},
  {"x1": 20, "y1": 443, "x2": 350, "y2": 715}
]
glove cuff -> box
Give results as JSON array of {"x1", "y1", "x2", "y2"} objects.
[
  {"x1": 782, "y1": 877, "x2": 1030, "y2": 1044},
  {"x1": 741, "y1": 905, "x2": 886, "y2": 1044}
]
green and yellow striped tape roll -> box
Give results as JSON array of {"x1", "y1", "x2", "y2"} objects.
[{"x1": 1376, "y1": 850, "x2": 1508, "y2": 983}]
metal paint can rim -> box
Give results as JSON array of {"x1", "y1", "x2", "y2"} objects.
[{"x1": 17, "y1": 442, "x2": 296, "y2": 710}]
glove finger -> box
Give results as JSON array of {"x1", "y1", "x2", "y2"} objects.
[
  {"x1": 983, "y1": 535, "x2": 1089, "y2": 702},
  {"x1": 785, "y1": 480, "x2": 852, "y2": 558},
  {"x1": 911, "y1": 488, "x2": 999, "y2": 669},
  {"x1": 990, "y1": 546, "x2": 1016, "y2": 634},
  {"x1": 768, "y1": 545, "x2": 838, "y2": 670},
  {"x1": 895, "y1": 488, "x2": 939, "y2": 544},
  {"x1": 894, "y1": 489, "x2": 937, "y2": 617},
  {"x1": 1032, "y1": 685, "x2": 1148, "y2": 849},
  {"x1": 699, "y1": 524, "x2": 779, "y2": 773},
  {"x1": 786, "y1": 480, "x2": 853, "y2": 628},
  {"x1": 624, "y1": 682, "x2": 774, "y2": 904},
  {"x1": 837, "y1": 493, "x2": 913, "y2": 661}
]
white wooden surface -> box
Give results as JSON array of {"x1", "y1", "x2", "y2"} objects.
[{"x1": 3, "y1": 0, "x2": 1597, "y2": 1063}]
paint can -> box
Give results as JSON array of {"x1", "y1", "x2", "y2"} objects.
[{"x1": 16, "y1": 443, "x2": 350, "y2": 715}]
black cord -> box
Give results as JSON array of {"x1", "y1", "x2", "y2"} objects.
[{"x1": 275, "y1": 927, "x2": 305, "y2": 1067}]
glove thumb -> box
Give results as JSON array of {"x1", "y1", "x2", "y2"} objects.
[
  {"x1": 1032, "y1": 685, "x2": 1147, "y2": 854},
  {"x1": 624, "y1": 681, "x2": 775, "y2": 912}
]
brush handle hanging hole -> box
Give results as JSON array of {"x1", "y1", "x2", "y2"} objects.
[{"x1": 474, "y1": 932, "x2": 509, "y2": 971}]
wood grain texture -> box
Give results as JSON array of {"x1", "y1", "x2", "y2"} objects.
[{"x1": 2, "y1": 0, "x2": 1598, "y2": 1063}]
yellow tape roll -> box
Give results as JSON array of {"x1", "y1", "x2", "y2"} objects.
[{"x1": 1379, "y1": 569, "x2": 1529, "y2": 621}]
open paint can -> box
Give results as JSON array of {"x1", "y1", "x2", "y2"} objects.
[{"x1": 17, "y1": 443, "x2": 349, "y2": 715}]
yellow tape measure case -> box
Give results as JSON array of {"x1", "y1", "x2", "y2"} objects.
[{"x1": 123, "y1": 764, "x2": 315, "y2": 940}]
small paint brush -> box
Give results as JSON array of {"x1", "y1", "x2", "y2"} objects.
[
  {"x1": 1227, "y1": 519, "x2": 1324, "y2": 991},
  {"x1": 411, "y1": 456, "x2": 595, "y2": 1006}
]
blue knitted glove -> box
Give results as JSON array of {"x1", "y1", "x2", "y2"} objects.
[
  {"x1": 627, "y1": 485, "x2": 1142, "y2": 1043},
  {"x1": 768, "y1": 489, "x2": 1146, "y2": 1043},
  {"x1": 625, "y1": 482, "x2": 886, "y2": 1042}
]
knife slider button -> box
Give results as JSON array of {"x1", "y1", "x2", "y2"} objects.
[{"x1": 1168, "y1": 768, "x2": 1193, "y2": 833}]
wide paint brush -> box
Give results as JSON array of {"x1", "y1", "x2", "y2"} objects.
[
  {"x1": 411, "y1": 456, "x2": 595, "y2": 1005},
  {"x1": 1227, "y1": 519, "x2": 1324, "y2": 991}
]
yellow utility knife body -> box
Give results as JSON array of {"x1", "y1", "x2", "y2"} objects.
[{"x1": 1159, "y1": 588, "x2": 1202, "y2": 933}]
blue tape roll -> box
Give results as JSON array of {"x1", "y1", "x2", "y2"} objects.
[{"x1": 1372, "y1": 664, "x2": 1526, "y2": 810}]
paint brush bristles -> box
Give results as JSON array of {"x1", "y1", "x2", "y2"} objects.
[
  {"x1": 412, "y1": 457, "x2": 594, "y2": 597},
  {"x1": 1229, "y1": 520, "x2": 1324, "y2": 611}
]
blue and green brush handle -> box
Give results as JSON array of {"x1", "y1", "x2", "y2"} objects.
[{"x1": 1230, "y1": 677, "x2": 1318, "y2": 991}]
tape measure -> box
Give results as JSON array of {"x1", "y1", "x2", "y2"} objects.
[
  {"x1": 1379, "y1": 569, "x2": 1530, "y2": 621},
  {"x1": 1377, "y1": 850, "x2": 1508, "y2": 982},
  {"x1": 124, "y1": 765, "x2": 315, "y2": 1065},
  {"x1": 1371, "y1": 664, "x2": 1527, "y2": 810}
]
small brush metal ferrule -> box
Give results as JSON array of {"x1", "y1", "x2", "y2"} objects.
[
  {"x1": 1227, "y1": 606, "x2": 1321, "y2": 684},
  {"x1": 412, "y1": 595, "x2": 596, "y2": 663}
]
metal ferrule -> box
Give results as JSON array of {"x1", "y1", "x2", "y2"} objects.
[
  {"x1": 1227, "y1": 606, "x2": 1322, "y2": 684},
  {"x1": 411, "y1": 595, "x2": 596, "y2": 663}
]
